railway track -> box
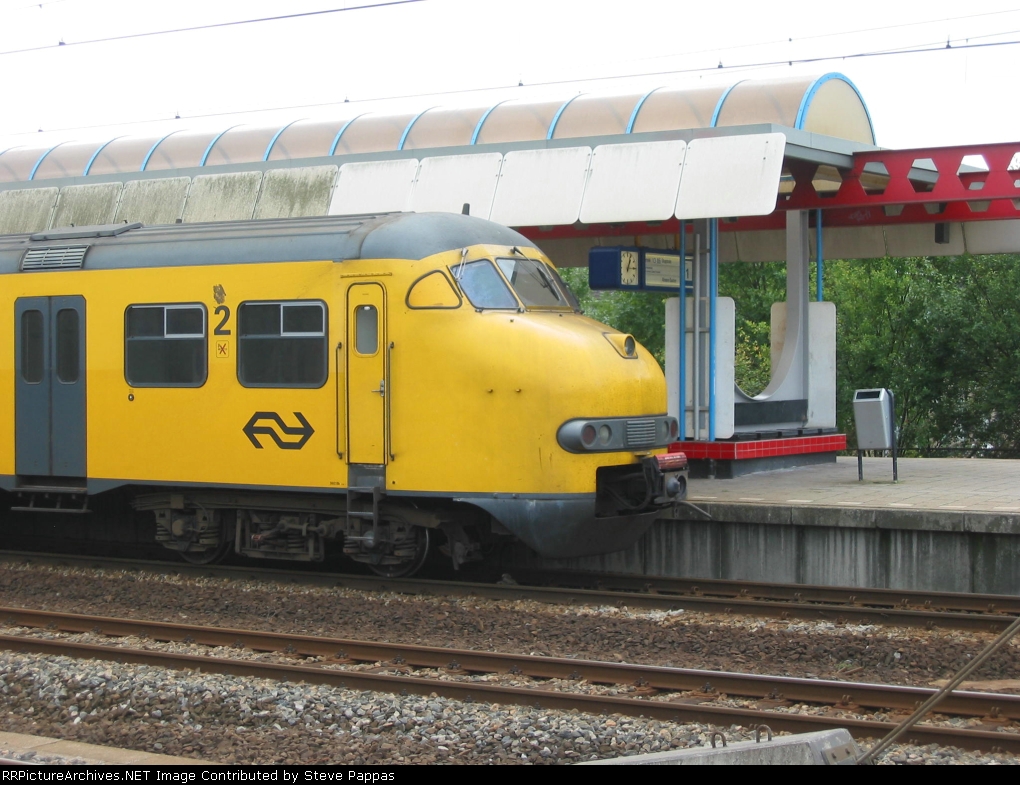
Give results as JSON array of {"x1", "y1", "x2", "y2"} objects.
[
  {"x1": 1, "y1": 606, "x2": 1019, "y2": 754},
  {"x1": 514, "y1": 569, "x2": 1020, "y2": 616},
  {"x1": 2, "y1": 550, "x2": 1018, "y2": 633}
]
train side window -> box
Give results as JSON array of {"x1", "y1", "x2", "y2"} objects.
[
  {"x1": 355, "y1": 305, "x2": 378, "y2": 355},
  {"x1": 238, "y1": 301, "x2": 327, "y2": 388},
  {"x1": 55, "y1": 309, "x2": 80, "y2": 383},
  {"x1": 20, "y1": 309, "x2": 44, "y2": 384},
  {"x1": 125, "y1": 304, "x2": 207, "y2": 387},
  {"x1": 406, "y1": 270, "x2": 462, "y2": 309}
]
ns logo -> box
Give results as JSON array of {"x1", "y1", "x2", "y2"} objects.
[{"x1": 243, "y1": 412, "x2": 314, "y2": 450}]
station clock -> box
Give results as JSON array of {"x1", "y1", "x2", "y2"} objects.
[{"x1": 620, "y1": 250, "x2": 639, "y2": 286}]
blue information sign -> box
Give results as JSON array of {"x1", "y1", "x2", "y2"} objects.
[{"x1": 588, "y1": 247, "x2": 692, "y2": 293}]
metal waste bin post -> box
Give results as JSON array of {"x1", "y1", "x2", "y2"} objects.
[{"x1": 852, "y1": 388, "x2": 898, "y2": 481}]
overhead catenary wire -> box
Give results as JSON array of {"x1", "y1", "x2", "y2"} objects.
[
  {"x1": 622, "y1": 6, "x2": 1020, "y2": 66},
  {"x1": 0, "y1": 0, "x2": 79, "y2": 14},
  {"x1": 2, "y1": 34, "x2": 1015, "y2": 141},
  {"x1": 0, "y1": 0, "x2": 425, "y2": 55}
]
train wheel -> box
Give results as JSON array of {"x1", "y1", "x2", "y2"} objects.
[
  {"x1": 179, "y1": 537, "x2": 231, "y2": 565},
  {"x1": 368, "y1": 527, "x2": 431, "y2": 578},
  {"x1": 178, "y1": 516, "x2": 232, "y2": 565}
]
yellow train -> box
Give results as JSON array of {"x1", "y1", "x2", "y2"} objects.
[{"x1": 0, "y1": 212, "x2": 686, "y2": 575}]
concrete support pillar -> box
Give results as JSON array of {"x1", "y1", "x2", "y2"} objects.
[{"x1": 760, "y1": 210, "x2": 810, "y2": 402}]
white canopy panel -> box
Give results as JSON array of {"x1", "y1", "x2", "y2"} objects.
[
  {"x1": 329, "y1": 159, "x2": 419, "y2": 216},
  {"x1": 183, "y1": 172, "x2": 263, "y2": 224},
  {"x1": 490, "y1": 147, "x2": 592, "y2": 227},
  {"x1": 409, "y1": 153, "x2": 502, "y2": 219},
  {"x1": 116, "y1": 177, "x2": 191, "y2": 225},
  {"x1": 579, "y1": 141, "x2": 686, "y2": 224},
  {"x1": 676, "y1": 133, "x2": 786, "y2": 220},
  {"x1": 254, "y1": 165, "x2": 338, "y2": 220}
]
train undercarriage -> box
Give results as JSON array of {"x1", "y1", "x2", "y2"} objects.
[
  {"x1": 136, "y1": 489, "x2": 492, "y2": 577},
  {"x1": 132, "y1": 456, "x2": 685, "y2": 577}
]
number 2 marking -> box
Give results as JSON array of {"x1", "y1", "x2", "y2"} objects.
[{"x1": 214, "y1": 305, "x2": 231, "y2": 335}]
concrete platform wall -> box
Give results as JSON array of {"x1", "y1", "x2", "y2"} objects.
[{"x1": 513, "y1": 509, "x2": 1020, "y2": 594}]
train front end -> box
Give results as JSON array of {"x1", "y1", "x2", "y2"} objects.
[{"x1": 416, "y1": 241, "x2": 687, "y2": 560}]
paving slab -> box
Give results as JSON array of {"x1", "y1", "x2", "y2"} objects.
[
  {"x1": 0, "y1": 730, "x2": 205, "y2": 765},
  {"x1": 688, "y1": 457, "x2": 1020, "y2": 514}
]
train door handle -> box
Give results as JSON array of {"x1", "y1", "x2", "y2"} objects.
[{"x1": 371, "y1": 379, "x2": 385, "y2": 396}]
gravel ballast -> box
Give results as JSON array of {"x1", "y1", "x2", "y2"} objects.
[
  {"x1": 2, "y1": 560, "x2": 1020, "y2": 764},
  {"x1": 2, "y1": 560, "x2": 1019, "y2": 688},
  {"x1": 1, "y1": 649, "x2": 768, "y2": 764},
  {"x1": 2, "y1": 650, "x2": 1017, "y2": 765}
]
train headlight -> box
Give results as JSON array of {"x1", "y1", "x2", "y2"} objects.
[
  {"x1": 558, "y1": 416, "x2": 677, "y2": 453},
  {"x1": 670, "y1": 419, "x2": 679, "y2": 440},
  {"x1": 603, "y1": 332, "x2": 639, "y2": 359}
]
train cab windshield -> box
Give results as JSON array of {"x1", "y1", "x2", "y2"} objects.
[
  {"x1": 455, "y1": 256, "x2": 582, "y2": 312},
  {"x1": 495, "y1": 257, "x2": 567, "y2": 309},
  {"x1": 543, "y1": 264, "x2": 582, "y2": 312},
  {"x1": 455, "y1": 260, "x2": 519, "y2": 309}
]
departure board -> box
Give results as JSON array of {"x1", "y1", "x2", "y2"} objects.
[{"x1": 644, "y1": 252, "x2": 682, "y2": 288}]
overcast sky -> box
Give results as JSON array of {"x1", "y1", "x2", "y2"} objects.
[{"x1": 0, "y1": 0, "x2": 1017, "y2": 153}]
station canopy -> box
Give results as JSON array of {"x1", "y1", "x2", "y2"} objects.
[
  {"x1": 1, "y1": 73, "x2": 1017, "y2": 260},
  {"x1": 0, "y1": 74, "x2": 874, "y2": 181}
]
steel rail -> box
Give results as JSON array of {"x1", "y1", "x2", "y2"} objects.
[
  {"x1": 1, "y1": 632, "x2": 1018, "y2": 754},
  {"x1": 1, "y1": 550, "x2": 1017, "y2": 633},
  {"x1": 512, "y1": 569, "x2": 1020, "y2": 615},
  {"x1": 3, "y1": 606, "x2": 1020, "y2": 722}
]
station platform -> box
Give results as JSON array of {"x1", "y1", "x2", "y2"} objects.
[
  {"x1": 0, "y1": 730, "x2": 204, "y2": 765},
  {"x1": 687, "y1": 455, "x2": 1019, "y2": 513},
  {"x1": 518, "y1": 457, "x2": 1020, "y2": 594}
]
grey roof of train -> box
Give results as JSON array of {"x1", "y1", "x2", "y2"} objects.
[{"x1": 0, "y1": 212, "x2": 537, "y2": 274}]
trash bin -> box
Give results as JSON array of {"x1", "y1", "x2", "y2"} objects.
[{"x1": 852, "y1": 388, "x2": 897, "y2": 481}]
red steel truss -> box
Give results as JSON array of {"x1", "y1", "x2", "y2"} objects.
[{"x1": 781, "y1": 140, "x2": 1020, "y2": 224}]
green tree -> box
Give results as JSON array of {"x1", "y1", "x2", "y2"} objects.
[
  {"x1": 561, "y1": 253, "x2": 1020, "y2": 455},
  {"x1": 828, "y1": 254, "x2": 1020, "y2": 454}
]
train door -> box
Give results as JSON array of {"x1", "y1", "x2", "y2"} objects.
[
  {"x1": 345, "y1": 283, "x2": 387, "y2": 472},
  {"x1": 14, "y1": 296, "x2": 87, "y2": 479}
]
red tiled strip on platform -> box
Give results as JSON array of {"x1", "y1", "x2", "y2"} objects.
[{"x1": 668, "y1": 434, "x2": 847, "y2": 460}]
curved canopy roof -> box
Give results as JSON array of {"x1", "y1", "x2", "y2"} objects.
[{"x1": 0, "y1": 73, "x2": 874, "y2": 184}]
